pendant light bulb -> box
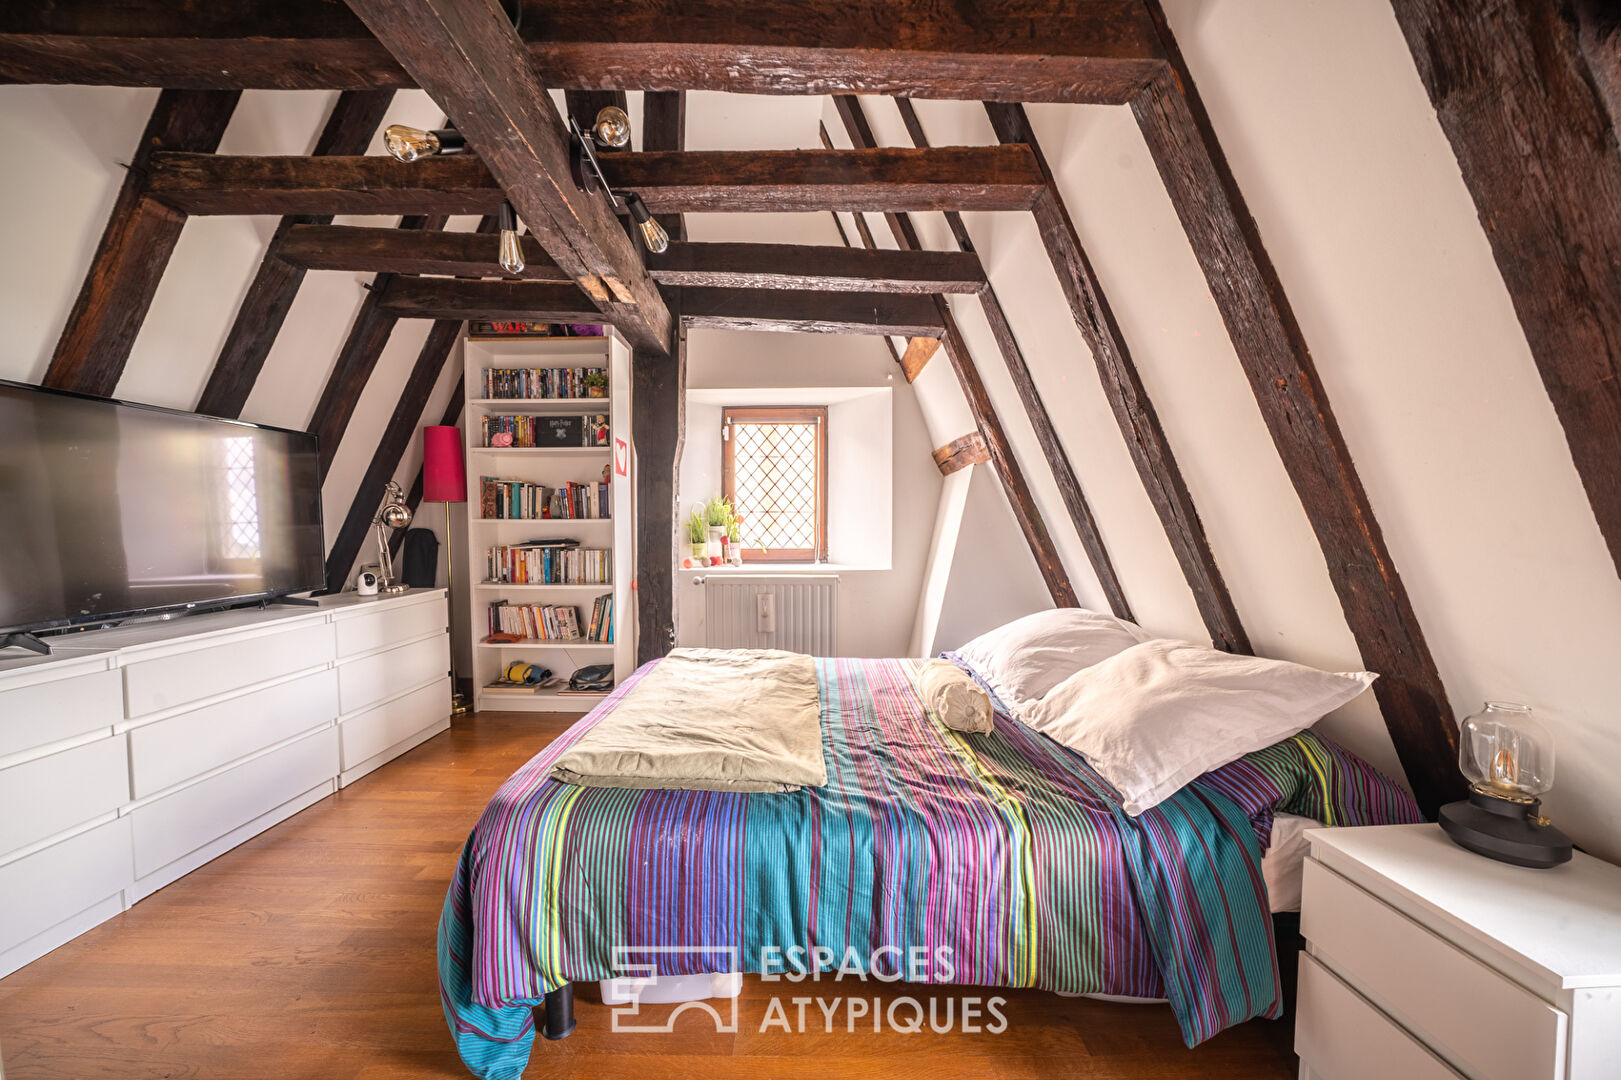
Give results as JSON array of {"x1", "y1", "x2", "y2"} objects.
[
  {"x1": 384, "y1": 125, "x2": 440, "y2": 162},
  {"x1": 497, "y1": 202, "x2": 525, "y2": 275},
  {"x1": 623, "y1": 192, "x2": 669, "y2": 254},
  {"x1": 592, "y1": 105, "x2": 632, "y2": 149}
]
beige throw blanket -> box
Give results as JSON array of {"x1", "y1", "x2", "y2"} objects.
[{"x1": 550, "y1": 647, "x2": 827, "y2": 792}]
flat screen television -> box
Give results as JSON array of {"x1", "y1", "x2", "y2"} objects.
[{"x1": 0, "y1": 380, "x2": 324, "y2": 638}]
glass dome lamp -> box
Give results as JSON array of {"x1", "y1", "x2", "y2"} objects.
[{"x1": 1438, "y1": 702, "x2": 1572, "y2": 868}]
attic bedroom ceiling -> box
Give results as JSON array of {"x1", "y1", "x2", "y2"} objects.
[{"x1": 2, "y1": 0, "x2": 1619, "y2": 861}]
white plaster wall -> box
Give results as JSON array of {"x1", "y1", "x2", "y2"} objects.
[{"x1": 674, "y1": 328, "x2": 939, "y2": 657}]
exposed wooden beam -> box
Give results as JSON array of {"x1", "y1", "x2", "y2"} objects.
[
  {"x1": 1389, "y1": 0, "x2": 1621, "y2": 585},
  {"x1": 981, "y1": 100, "x2": 1248, "y2": 654},
  {"x1": 282, "y1": 224, "x2": 566, "y2": 279},
  {"x1": 899, "y1": 336, "x2": 940, "y2": 381},
  {"x1": 143, "y1": 146, "x2": 1045, "y2": 217},
  {"x1": 839, "y1": 95, "x2": 1107, "y2": 614},
  {"x1": 932, "y1": 432, "x2": 990, "y2": 476},
  {"x1": 678, "y1": 288, "x2": 944, "y2": 336},
  {"x1": 42, "y1": 90, "x2": 239, "y2": 396},
  {"x1": 833, "y1": 96, "x2": 1079, "y2": 609},
  {"x1": 648, "y1": 243, "x2": 985, "y2": 294},
  {"x1": 0, "y1": 1, "x2": 1164, "y2": 101},
  {"x1": 1133, "y1": 1, "x2": 1459, "y2": 814},
  {"x1": 1577, "y1": 0, "x2": 1621, "y2": 136},
  {"x1": 373, "y1": 277, "x2": 602, "y2": 323},
  {"x1": 323, "y1": 318, "x2": 462, "y2": 594},
  {"x1": 195, "y1": 90, "x2": 394, "y2": 419},
  {"x1": 278, "y1": 226, "x2": 987, "y2": 295},
  {"x1": 342, "y1": 0, "x2": 670, "y2": 353},
  {"x1": 306, "y1": 214, "x2": 456, "y2": 481},
  {"x1": 634, "y1": 92, "x2": 686, "y2": 665}
]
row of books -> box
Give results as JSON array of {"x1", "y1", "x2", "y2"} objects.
[
  {"x1": 484, "y1": 545, "x2": 612, "y2": 584},
  {"x1": 481, "y1": 366, "x2": 606, "y2": 400},
  {"x1": 482, "y1": 414, "x2": 609, "y2": 449},
  {"x1": 488, "y1": 601, "x2": 586, "y2": 642},
  {"x1": 480, "y1": 477, "x2": 610, "y2": 521}
]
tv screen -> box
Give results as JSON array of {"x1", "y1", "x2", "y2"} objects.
[{"x1": 0, "y1": 381, "x2": 324, "y2": 635}]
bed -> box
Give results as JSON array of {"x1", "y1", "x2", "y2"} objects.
[{"x1": 438, "y1": 654, "x2": 1420, "y2": 1079}]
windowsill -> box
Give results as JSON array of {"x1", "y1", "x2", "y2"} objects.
[{"x1": 679, "y1": 562, "x2": 887, "y2": 573}]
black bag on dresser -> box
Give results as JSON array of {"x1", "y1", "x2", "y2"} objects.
[{"x1": 399, "y1": 528, "x2": 440, "y2": 589}]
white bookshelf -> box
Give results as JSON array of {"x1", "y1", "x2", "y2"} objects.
[{"x1": 462, "y1": 333, "x2": 635, "y2": 712}]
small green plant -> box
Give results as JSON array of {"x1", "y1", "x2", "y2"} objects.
[
  {"x1": 582, "y1": 371, "x2": 608, "y2": 389},
  {"x1": 687, "y1": 510, "x2": 709, "y2": 545},
  {"x1": 705, "y1": 496, "x2": 733, "y2": 528}
]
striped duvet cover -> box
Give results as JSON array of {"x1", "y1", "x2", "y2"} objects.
[{"x1": 439, "y1": 656, "x2": 1419, "y2": 1078}]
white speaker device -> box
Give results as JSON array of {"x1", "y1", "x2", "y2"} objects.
[{"x1": 356, "y1": 568, "x2": 380, "y2": 596}]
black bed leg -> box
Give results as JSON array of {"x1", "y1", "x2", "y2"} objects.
[{"x1": 542, "y1": 984, "x2": 576, "y2": 1040}]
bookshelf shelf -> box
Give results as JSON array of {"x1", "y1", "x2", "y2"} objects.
[
  {"x1": 469, "y1": 446, "x2": 610, "y2": 456},
  {"x1": 468, "y1": 396, "x2": 611, "y2": 410},
  {"x1": 464, "y1": 333, "x2": 634, "y2": 714},
  {"x1": 478, "y1": 640, "x2": 614, "y2": 650}
]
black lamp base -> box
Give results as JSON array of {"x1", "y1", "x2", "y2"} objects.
[{"x1": 1438, "y1": 788, "x2": 1572, "y2": 869}]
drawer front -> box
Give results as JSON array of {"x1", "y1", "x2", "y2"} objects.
[
  {"x1": 0, "y1": 736, "x2": 129, "y2": 857},
  {"x1": 1301, "y1": 859, "x2": 1567, "y2": 1080},
  {"x1": 340, "y1": 677, "x2": 450, "y2": 769},
  {"x1": 1296, "y1": 951, "x2": 1463, "y2": 1080},
  {"x1": 130, "y1": 726, "x2": 337, "y2": 877},
  {"x1": 337, "y1": 634, "x2": 448, "y2": 716},
  {"x1": 129, "y1": 669, "x2": 339, "y2": 799},
  {"x1": 124, "y1": 621, "x2": 336, "y2": 718},
  {"x1": 0, "y1": 667, "x2": 124, "y2": 760},
  {"x1": 335, "y1": 597, "x2": 446, "y2": 659},
  {"x1": 0, "y1": 817, "x2": 132, "y2": 952}
]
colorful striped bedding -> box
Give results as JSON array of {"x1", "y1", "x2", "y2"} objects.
[{"x1": 439, "y1": 656, "x2": 1420, "y2": 1079}]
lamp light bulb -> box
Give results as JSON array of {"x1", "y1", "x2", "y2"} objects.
[
  {"x1": 622, "y1": 192, "x2": 670, "y2": 254},
  {"x1": 384, "y1": 125, "x2": 441, "y2": 163},
  {"x1": 497, "y1": 201, "x2": 525, "y2": 275},
  {"x1": 592, "y1": 105, "x2": 632, "y2": 149}
]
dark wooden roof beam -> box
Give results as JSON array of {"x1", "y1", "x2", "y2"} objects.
[
  {"x1": 0, "y1": 0, "x2": 1164, "y2": 101},
  {"x1": 143, "y1": 147, "x2": 1045, "y2": 216}
]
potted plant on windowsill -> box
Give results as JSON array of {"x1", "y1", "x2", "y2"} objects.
[
  {"x1": 705, "y1": 497, "x2": 735, "y2": 567},
  {"x1": 687, "y1": 510, "x2": 709, "y2": 563}
]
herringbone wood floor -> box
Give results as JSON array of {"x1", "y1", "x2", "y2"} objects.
[{"x1": 0, "y1": 712, "x2": 1296, "y2": 1079}]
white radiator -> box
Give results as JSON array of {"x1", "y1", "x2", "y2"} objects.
[{"x1": 702, "y1": 575, "x2": 838, "y2": 656}]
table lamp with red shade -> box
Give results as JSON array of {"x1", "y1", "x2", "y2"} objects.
[{"x1": 423, "y1": 425, "x2": 469, "y2": 716}]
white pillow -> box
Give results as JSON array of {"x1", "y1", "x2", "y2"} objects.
[
  {"x1": 1022, "y1": 639, "x2": 1376, "y2": 815},
  {"x1": 953, "y1": 608, "x2": 1153, "y2": 719}
]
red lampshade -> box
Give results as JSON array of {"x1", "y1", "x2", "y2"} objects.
[{"x1": 422, "y1": 425, "x2": 466, "y2": 503}]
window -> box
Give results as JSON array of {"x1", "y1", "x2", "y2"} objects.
[{"x1": 722, "y1": 407, "x2": 827, "y2": 562}]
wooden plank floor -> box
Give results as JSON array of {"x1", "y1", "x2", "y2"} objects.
[{"x1": 0, "y1": 712, "x2": 1296, "y2": 1079}]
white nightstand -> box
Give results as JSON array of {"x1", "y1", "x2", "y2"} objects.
[{"x1": 1296, "y1": 824, "x2": 1621, "y2": 1080}]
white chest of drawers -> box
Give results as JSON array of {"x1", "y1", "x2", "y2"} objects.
[
  {"x1": 0, "y1": 590, "x2": 451, "y2": 978},
  {"x1": 1297, "y1": 824, "x2": 1621, "y2": 1080}
]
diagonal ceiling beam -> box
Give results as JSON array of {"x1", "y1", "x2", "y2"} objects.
[
  {"x1": 142, "y1": 146, "x2": 1046, "y2": 216},
  {"x1": 833, "y1": 96, "x2": 1081, "y2": 609},
  {"x1": 1389, "y1": 0, "x2": 1621, "y2": 583},
  {"x1": 341, "y1": 0, "x2": 670, "y2": 353},
  {"x1": 1132, "y1": 0, "x2": 1459, "y2": 815},
  {"x1": 278, "y1": 225, "x2": 987, "y2": 294},
  {"x1": 42, "y1": 89, "x2": 240, "y2": 396},
  {"x1": 0, "y1": 1, "x2": 1164, "y2": 101},
  {"x1": 837, "y1": 94, "x2": 1110, "y2": 614},
  {"x1": 979, "y1": 99, "x2": 1248, "y2": 655},
  {"x1": 195, "y1": 89, "x2": 395, "y2": 418}
]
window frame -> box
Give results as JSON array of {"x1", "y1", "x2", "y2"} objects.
[{"x1": 721, "y1": 406, "x2": 829, "y2": 563}]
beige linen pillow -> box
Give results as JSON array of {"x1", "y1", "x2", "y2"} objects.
[
  {"x1": 917, "y1": 658, "x2": 994, "y2": 734},
  {"x1": 1022, "y1": 639, "x2": 1377, "y2": 815}
]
